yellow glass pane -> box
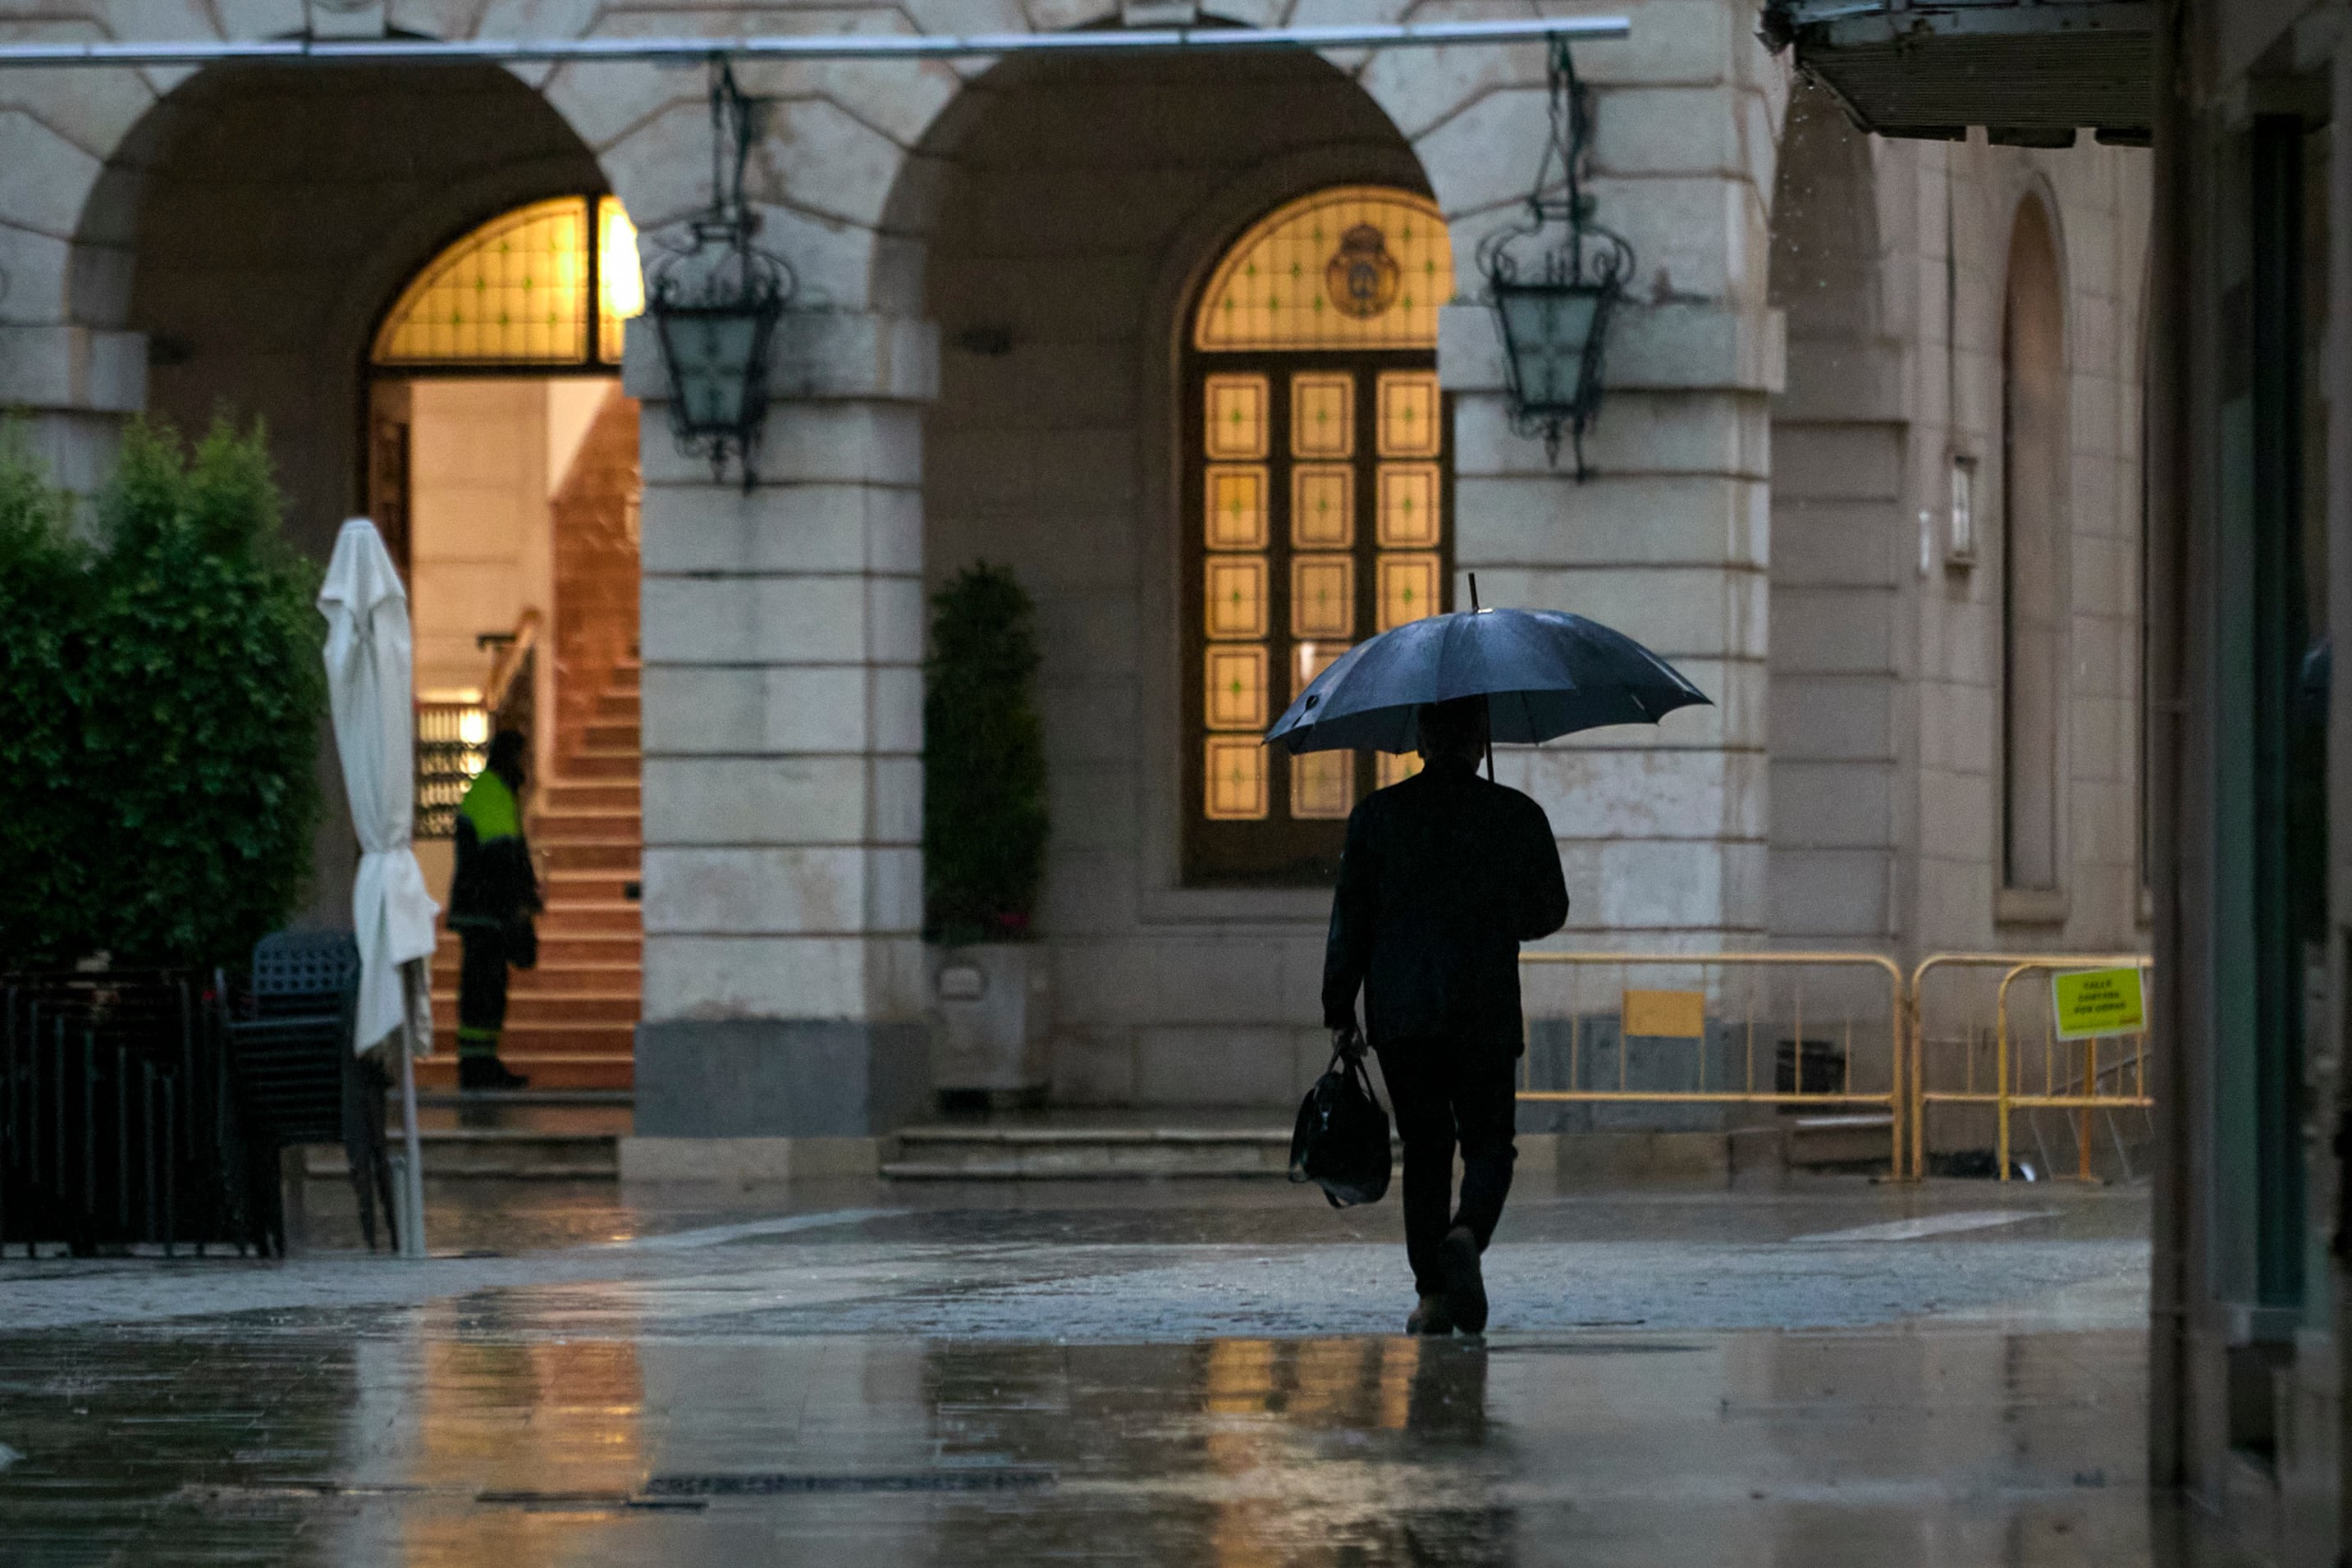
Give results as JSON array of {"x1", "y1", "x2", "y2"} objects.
[
  {"x1": 1293, "y1": 640, "x2": 1349, "y2": 700},
  {"x1": 1206, "y1": 465, "x2": 1270, "y2": 551},
  {"x1": 597, "y1": 195, "x2": 643, "y2": 364},
  {"x1": 1291, "y1": 555, "x2": 1356, "y2": 640},
  {"x1": 1204, "y1": 645, "x2": 1268, "y2": 731},
  {"x1": 1292, "y1": 751, "x2": 1356, "y2": 820},
  {"x1": 1206, "y1": 737, "x2": 1270, "y2": 820},
  {"x1": 1291, "y1": 464, "x2": 1354, "y2": 549},
  {"x1": 373, "y1": 197, "x2": 590, "y2": 365},
  {"x1": 1377, "y1": 464, "x2": 1443, "y2": 548},
  {"x1": 1194, "y1": 185, "x2": 1453, "y2": 352},
  {"x1": 1378, "y1": 751, "x2": 1425, "y2": 789},
  {"x1": 1206, "y1": 555, "x2": 1269, "y2": 640},
  {"x1": 1205, "y1": 374, "x2": 1269, "y2": 459},
  {"x1": 1378, "y1": 553, "x2": 1442, "y2": 631},
  {"x1": 1378, "y1": 371, "x2": 1442, "y2": 457},
  {"x1": 1292, "y1": 373, "x2": 1355, "y2": 459}
]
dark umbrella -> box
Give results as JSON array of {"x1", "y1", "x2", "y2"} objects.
[{"x1": 1265, "y1": 597, "x2": 1709, "y2": 761}]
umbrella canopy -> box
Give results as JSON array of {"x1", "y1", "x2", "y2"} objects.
[
  {"x1": 1265, "y1": 606, "x2": 1709, "y2": 755},
  {"x1": 318, "y1": 518, "x2": 440, "y2": 1058}
]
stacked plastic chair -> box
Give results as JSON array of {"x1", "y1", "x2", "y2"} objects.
[{"x1": 225, "y1": 932, "x2": 396, "y2": 1253}]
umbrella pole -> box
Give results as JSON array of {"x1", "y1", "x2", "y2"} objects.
[
  {"x1": 1468, "y1": 573, "x2": 1495, "y2": 781},
  {"x1": 396, "y1": 989, "x2": 428, "y2": 1259}
]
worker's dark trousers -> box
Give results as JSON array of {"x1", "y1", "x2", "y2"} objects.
[
  {"x1": 1375, "y1": 1040, "x2": 1517, "y2": 1297},
  {"x1": 456, "y1": 926, "x2": 510, "y2": 1058}
]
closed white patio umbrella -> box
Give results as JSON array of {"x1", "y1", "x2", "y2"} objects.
[{"x1": 318, "y1": 517, "x2": 439, "y2": 1258}]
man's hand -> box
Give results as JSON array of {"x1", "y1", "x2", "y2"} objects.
[{"x1": 1332, "y1": 1022, "x2": 1366, "y2": 1062}]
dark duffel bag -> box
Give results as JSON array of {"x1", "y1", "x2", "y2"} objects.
[{"x1": 1289, "y1": 1045, "x2": 1392, "y2": 1208}]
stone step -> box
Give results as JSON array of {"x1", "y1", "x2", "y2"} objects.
[
  {"x1": 304, "y1": 1127, "x2": 619, "y2": 1180},
  {"x1": 884, "y1": 1127, "x2": 1296, "y2": 1180},
  {"x1": 431, "y1": 992, "x2": 639, "y2": 1026},
  {"x1": 1787, "y1": 1113, "x2": 1898, "y2": 1170},
  {"x1": 534, "y1": 810, "x2": 642, "y2": 845},
  {"x1": 581, "y1": 720, "x2": 639, "y2": 749},
  {"x1": 538, "y1": 839, "x2": 641, "y2": 872},
  {"x1": 414, "y1": 1052, "x2": 634, "y2": 1092},
  {"x1": 565, "y1": 748, "x2": 639, "y2": 780},
  {"x1": 431, "y1": 960, "x2": 640, "y2": 995},
  {"x1": 535, "y1": 903, "x2": 642, "y2": 936},
  {"x1": 542, "y1": 781, "x2": 639, "y2": 812},
  {"x1": 544, "y1": 869, "x2": 638, "y2": 900}
]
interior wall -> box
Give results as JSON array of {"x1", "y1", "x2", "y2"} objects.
[{"x1": 921, "y1": 50, "x2": 1424, "y2": 1107}]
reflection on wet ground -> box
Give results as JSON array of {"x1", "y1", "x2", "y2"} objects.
[{"x1": 0, "y1": 1178, "x2": 2255, "y2": 1566}]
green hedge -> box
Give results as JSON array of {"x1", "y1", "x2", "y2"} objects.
[
  {"x1": 923, "y1": 562, "x2": 1049, "y2": 944},
  {"x1": 0, "y1": 419, "x2": 325, "y2": 969}
]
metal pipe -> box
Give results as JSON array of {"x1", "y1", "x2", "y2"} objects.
[{"x1": 0, "y1": 16, "x2": 1628, "y2": 70}]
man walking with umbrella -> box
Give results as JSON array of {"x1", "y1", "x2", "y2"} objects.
[
  {"x1": 1275, "y1": 588, "x2": 1710, "y2": 1333},
  {"x1": 1321, "y1": 696, "x2": 1567, "y2": 1335}
]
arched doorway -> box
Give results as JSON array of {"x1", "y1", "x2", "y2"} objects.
[
  {"x1": 1182, "y1": 185, "x2": 1453, "y2": 885},
  {"x1": 77, "y1": 62, "x2": 639, "y2": 1089},
  {"x1": 369, "y1": 194, "x2": 647, "y2": 1091}
]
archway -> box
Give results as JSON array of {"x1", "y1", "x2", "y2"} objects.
[
  {"x1": 908, "y1": 44, "x2": 1434, "y2": 1105},
  {"x1": 77, "y1": 62, "x2": 638, "y2": 1089}
]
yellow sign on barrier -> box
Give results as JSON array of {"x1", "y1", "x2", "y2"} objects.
[
  {"x1": 1622, "y1": 989, "x2": 1706, "y2": 1039},
  {"x1": 2051, "y1": 967, "x2": 2147, "y2": 1040}
]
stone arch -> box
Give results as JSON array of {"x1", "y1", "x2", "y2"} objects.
[
  {"x1": 894, "y1": 38, "x2": 1435, "y2": 1100},
  {"x1": 1763, "y1": 77, "x2": 1902, "y2": 944},
  {"x1": 64, "y1": 62, "x2": 609, "y2": 552}
]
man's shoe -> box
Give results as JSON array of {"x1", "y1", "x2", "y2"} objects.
[
  {"x1": 459, "y1": 1056, "x2": 530, "y2": 1092},
  {"x1": 1440, "y1": 1226, "x2": 1488, "y2": 1334},
  {"x1": 1405, "y1": 1293, "x2": 1455, "y2": 1335}
]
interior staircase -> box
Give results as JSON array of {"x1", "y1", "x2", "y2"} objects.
[{"x1": 423, "y1": 660, "x2": 643, "y2": 1091}]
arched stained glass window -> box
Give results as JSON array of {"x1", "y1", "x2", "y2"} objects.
[
  {"x1": 1194, "y1": 185, "x2": 1452, "y2": 352},
  {"x1": 1183, "y1": 185, "x2": 1454, "y2": 887},
  {"x1": 373, "y1": 195, "x2": 643, "y2": 369}
]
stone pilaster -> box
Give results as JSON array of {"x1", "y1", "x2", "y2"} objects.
[{"x1": 625, "y1": 311, "x2": 940, "y2": 1152}]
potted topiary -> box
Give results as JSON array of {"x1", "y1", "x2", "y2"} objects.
[{"x1": 922, "y1": 562, "x2": 1051, "y2": 1105}]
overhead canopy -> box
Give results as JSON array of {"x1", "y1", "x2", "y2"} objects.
[{"x1": 1761, "y1": 2, "x2": 2152, "y2": 147}]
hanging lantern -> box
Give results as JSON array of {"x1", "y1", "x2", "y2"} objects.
[
  {"x1": 1477, "y1": 39, "x2": 1635, "y2": 478},
  {"x1": 644, "y1": 62, "x2": 796, "y2": 491}
]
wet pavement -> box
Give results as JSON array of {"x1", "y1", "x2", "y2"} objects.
[{"x1": 0, "y1": 1175, "x2": 2259, "y2": 1566}]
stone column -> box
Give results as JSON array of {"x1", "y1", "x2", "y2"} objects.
[
  {"x1": 622, "y1": 311, "x2": 939, "y2": 1181},
  {"x1": 1439, "y1": 300, "x2": 1778, "y2": 949},
  {"x1": 1393, "y1": 11, "x2": 1784, "y2": 953}
]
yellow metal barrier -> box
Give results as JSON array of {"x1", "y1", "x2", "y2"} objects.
[
  {"x1": 1517, "y1": 952, "x2": 1909, "y2": 1177},
  {"x1": 1907, "y1": 953, "x2": 2153, "y2": 1181}
]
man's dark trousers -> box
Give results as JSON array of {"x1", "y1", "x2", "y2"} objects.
[
  {"x1": 456, "y1": 926, "x2": 510, "y2": 1060},
  {"x1": 1377, "y1": 1040, "x2": 1517, "y2": 1297}
]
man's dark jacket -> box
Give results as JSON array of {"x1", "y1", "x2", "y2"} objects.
[{"x1": 1321, "y1": 759, "x2": 1570, "y2": 1053}]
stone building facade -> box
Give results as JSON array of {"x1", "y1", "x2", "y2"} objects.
[{"x1": 0, "y1": 2, "x2": 2148, "y2": 1162}]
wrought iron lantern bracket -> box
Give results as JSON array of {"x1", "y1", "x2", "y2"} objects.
[
  {"x1": 1476, "y1": 39, "x2": 1635, "y2": 478},
  {"x1": 643, "y1": 59, "x2": 797, "y2": 492}
]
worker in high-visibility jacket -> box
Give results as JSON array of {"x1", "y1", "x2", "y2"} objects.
[{"x1": 450, "y1": 729, "x2": 542, "y2": 1091}]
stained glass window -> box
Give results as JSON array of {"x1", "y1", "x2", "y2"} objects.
[
  {"x1": 1206, "y1": 466, "x2": 1270, "y2": 550},
  {"x1": 1183, "y1": 185, "x2": 1452, "y2": 885},
  {"x1": 373, "y1": 194, "x2": 643, "y2": 368},
  {"x1": 1291, "y1": 373, "x2": 1355, "y2": 458},
  {"x1": 1194, "y1": 186, "x2": 1453, "y2": 352},
  {"x1": 1291, "y1": 555, "x2": 1356, "y2": 640},
  {"x1": 1377, "y1": 371, "x2": 1442, "y2": 457},
  {"x1": 1292, "y1": 466, "x2": 1354, "y2": 549},
  {"x1": 1206, "y1": 738, "x2": 1270, "y2": 820},
  {"x1": 1204, "y1": 375, "x2": 1270, "y2": 459}
]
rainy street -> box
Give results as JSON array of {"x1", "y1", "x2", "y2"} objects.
[{"x1": 0, "y1": 1174, "x2": 2255, "y2": 1566}]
